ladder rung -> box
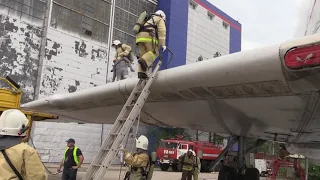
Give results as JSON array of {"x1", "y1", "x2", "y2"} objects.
[
  {"x1": 84, "y1": 61, "x2": 161, "y2": 180},
  {"x1": 117, "y1": 119, "x2": 126, "y2": 122},
  {"x1": 134, "y1": 91, "x2": 142, "y2": 94}
]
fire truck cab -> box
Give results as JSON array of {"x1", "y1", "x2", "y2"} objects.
[{"x1": 157, "y1": 138, "x2": 223, "y2": 172}]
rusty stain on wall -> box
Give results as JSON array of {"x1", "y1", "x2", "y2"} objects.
[{"x1": 0, "y1": 15, "x2": 41, "y2": 103}]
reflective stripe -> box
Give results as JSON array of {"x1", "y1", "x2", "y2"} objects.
[
  {"x1": 147, "y1": 51, "x2": 156, "y2": 60},
  {"x1": 136, "y1": 37, "x2": 158, "y2": 44},
  {"x1": 64, "y1": 146, "x2": 79, "y2": 165}
]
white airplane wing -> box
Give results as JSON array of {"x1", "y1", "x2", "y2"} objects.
[{"x1": 22, "y1": 34, "x2": 320, "y2": 161}]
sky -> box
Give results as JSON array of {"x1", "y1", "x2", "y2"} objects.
[{"x1": 208, "y1": 0, "x2": 314, "y2": 50}]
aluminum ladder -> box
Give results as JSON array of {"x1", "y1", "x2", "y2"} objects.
[{"x1": 82, "y1": 59, "x2": 162, "y2": 180}]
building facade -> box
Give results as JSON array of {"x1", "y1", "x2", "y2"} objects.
[{"x1": 0, "y1": 0, "x2": 241, "y2": 163}]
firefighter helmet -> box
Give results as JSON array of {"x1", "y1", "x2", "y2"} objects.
[
  {"x1": 112, "y1": 40, "x2": 121, "y2": 46},
  {"x1": 155, "y1": 10, "x2": 166, "y2": 21},
  {"x1": 136, "y1": 135, "x2": 149, "y2": 150},
  {"x1": 0, "y1": 109, "x2": 29, "y2": 136}
]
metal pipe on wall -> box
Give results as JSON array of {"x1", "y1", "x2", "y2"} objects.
[
  {"x1": 34, "y1": 0, "x2": 53, "y2": 100},
  {"x1": 105, "y1": 0, "x2": 116, "y2": 83}
]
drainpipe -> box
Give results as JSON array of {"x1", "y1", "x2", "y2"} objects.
[
  {"x1": 34, "y1": 0, "x2": 53, "y2": 100},
  {"x1": 105, "y1": 0, "x2": 116, "y2": 83}
]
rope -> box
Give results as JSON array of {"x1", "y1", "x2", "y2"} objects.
[{"x1": 28, "y1": 137, "x2": 61, "y2": 175}]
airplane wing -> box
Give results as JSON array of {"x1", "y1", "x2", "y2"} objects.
[{"x1": 22, "y1": 34, "x2": 320, "y2": 161}]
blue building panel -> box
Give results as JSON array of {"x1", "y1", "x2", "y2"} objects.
[
  {"x1": 230, "y1": 27, "x2": 242, "y2": 54},
  {"x1": 157, "y1": 0, "x2": 189, "y2": 69},
  {"x1": 158, "y1": 0, "x2": 241, "y2": 69}
]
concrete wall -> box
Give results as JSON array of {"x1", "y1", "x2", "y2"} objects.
[
  {"x1": 0, "y1": 4, "x2": 45, "y2": 103},
  {"x1": 31, "y1": 122, "x2": 149, "y2": 163}
]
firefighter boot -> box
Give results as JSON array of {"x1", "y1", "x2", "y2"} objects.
[
  {"x1": 138, "y1": 72, "x2": 148, "y2": 79},
  {"x1": 138, "y1": 59, "x2": 148, "y2": 72}
]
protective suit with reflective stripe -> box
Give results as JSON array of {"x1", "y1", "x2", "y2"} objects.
[
  {"x1": 0, "y1": 109, "x2": 46, "y2": 180},
  {"x1": 135, "y1": 10, "x2": 166, "y2": 79},
  {"x1": 115, "y1": 43, "x2": 132, "y2": 59},
  {"x1": 123, "y1": 150, "x2": 149, "y2": 180},
  {"x1": 121, "y1": 135, "x2": 150, "y2": 180},
  {"x1": 0, "y1": 142, "x2": 47, "y2": 180}
]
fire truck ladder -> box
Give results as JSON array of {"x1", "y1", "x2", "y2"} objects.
[{"x1": 82, "y1": 58, "x2": 163, "y2": 180}]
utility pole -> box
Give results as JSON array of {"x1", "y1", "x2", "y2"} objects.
[
  {"x1": 196, "y1": 130, "x2": 199, "y2": 141},
  {"x1": 209, "y1": 132, "x2": 212, "y2": 143}
]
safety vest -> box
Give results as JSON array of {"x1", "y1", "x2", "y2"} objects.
[{"x1": 64, "y1": 146, "x2": 79, "y2": 165}]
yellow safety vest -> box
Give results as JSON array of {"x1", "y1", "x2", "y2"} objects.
[{"x1": 64, "y1": 146, "x2": 79, "y2": 165}]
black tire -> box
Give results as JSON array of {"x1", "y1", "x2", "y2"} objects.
[
  {"x1": 160, "y1": 163, "x2": 170, "y2": 171},
  {"x1": 172, "y1": 163, "x2": 182, "y2": 172},
  {"x1": 218, "y1": 165, "x2": 237, "y2": 180},
  {"x1": 244, "y1": 168, "x2": 260, "y2": 180},
  {"x1": 260, "y1": 171, "x2": 266, "y2": 177}
]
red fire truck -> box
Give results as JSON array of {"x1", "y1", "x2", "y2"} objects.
[{"x1": 156, "y1": 137, "x2": 224, "y2": 172}]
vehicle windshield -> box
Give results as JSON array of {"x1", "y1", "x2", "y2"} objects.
[{"x1": 160, "y1": 141, "x2": 178, "y2": 149}]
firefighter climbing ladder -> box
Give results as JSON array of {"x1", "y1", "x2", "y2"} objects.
[{"x1": 82, "y1": 59, "x2": 163, "y2": 180}]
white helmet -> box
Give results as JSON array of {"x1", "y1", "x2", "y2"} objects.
[
  {"x1": 188, "y1": 149, "x2": 195, "y2": 156},
  {"x1": 136, "y1": 135, "x2": 149, "y2": 150},
  {"x1": 112, "y1": 40, "x2": 121, "y2": 46},
  {"x1": 0, "y1": 109, "x2": 29, "y2": 136},
  {"x1": 155, "y1": 10, "x2": 166, "y2": 21}
]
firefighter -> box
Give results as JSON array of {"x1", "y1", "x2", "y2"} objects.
[
  {"x1": 179, "y1": 149, "x2": 195, "y2": 180},
  {"x1": 135, "y1": 10, "x2": 167, "y2": 79},
  {"x1": 278, "y1": 144, "x2": 290, "y2": 160},
  {"x1": 120, "y1": 135, "x2": 150, "y2": 180},
  {"x1": 0, "y1": 109, "x2": 47, "y2": 180},
  {"x1": 192, "y1": 151, "x2": 201, "y2": 180},
  {"x1": 111, "y1": 40, "x2": 135, "y2": 81}
]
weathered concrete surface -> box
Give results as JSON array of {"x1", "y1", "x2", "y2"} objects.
[
  {"x1": 45, "y1": 164, "x2": 269, "y2": 180},
  {"x1": 47, "y1": 167, "x2": 219, "y2": 180}
]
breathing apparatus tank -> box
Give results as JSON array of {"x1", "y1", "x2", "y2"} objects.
[{"x1": 133, "y1": 11, "x2": 149, "y2": 34}]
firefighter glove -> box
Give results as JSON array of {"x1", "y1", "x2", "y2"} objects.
[{"x1": 161, "y1": 46, "x2": 167, "y2": 52}]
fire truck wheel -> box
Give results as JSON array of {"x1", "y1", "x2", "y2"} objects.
[
  {"x1": 160, "y1": 163, "x2": 170, "y2": 171},
  {"x1": 244, "y1": 168, "x2": 260, "y2": 180},
  {"x1": 172, "y1": 163, "x2": 181, "y2": 172}
]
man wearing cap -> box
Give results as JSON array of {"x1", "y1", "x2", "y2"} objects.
[
  {"x1": 179, "y1": 149, "x2": 195, "y2": 180},
  {"x1": 57, "y1": 138, "x2": 84, "y2": 180}
]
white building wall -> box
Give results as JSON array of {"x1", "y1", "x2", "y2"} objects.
[
  {"x1": 30, "y1": 2, "x2": 142, "y2": 163},
  {"x1": 186, "y1": 3, "x2": 230, "y2": 64},
  {"x1": 31, "y1": 121, "x2": 149, "y2": 163}
]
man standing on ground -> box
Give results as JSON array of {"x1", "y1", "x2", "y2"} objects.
[
  {"x1": 57, "y1": 138, "x2": 84, "y2": 180},
  {"x1": 179, "y1": 149, "x2": 194, "y2": 180},
  {"x1": 192, "y1": 151, "x2": 201, "y2": 180},
  {"x1": 120, "y1": 135, "x2": 150, "y2": 180}
]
